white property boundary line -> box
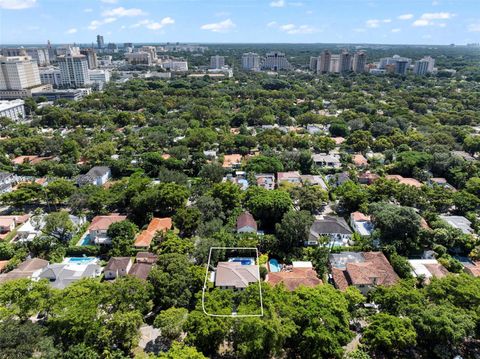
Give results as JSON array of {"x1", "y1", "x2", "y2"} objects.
[{"x1": 202, "y1": 247, "x2": 264, "y2": 317}]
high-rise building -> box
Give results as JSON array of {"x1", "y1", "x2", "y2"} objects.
[
  {"x1": 107, "y1": 43, "x2": 118, "y2": 51},
  {"x1": 124, "y1": 43, "x2": 133, "y2": 48},
  {"x1": 423, "y1": 56, "x2": 435, "y2": 72},
  {"x1": 338, "y1": 50, "x2": 352, "y2": 73},
  {"x1": 80, "y1": 48, "x2": 98, "y2": 69},
  {"x1": 262, "y1": 51, "x2": 291, "y2": 71},
  {"x1": 317, "y1": 50, "x2": 331, "y2": 74},
  {"x1": 329, "y1": 55, "x2": 340, "y2": 73},
  {"x1": 352, "y1": 51, "x2": 367, "y2": 73},
  {"x1": 242, "y1": 52, "x2": 260, "y2": 71},
  {"x1": 0, "y1": 56, "x2": 41, "y2": 90},
  {"x1": 210, "y1": 55, "x2": 225, "y2": 69},
  {"x1": 139, "y1": 46, "x2": 157, "y2": 62},
  {"x1": 394, "y1": 60, "x2": 409, "y2": 75},
  {"x1": 96, "y1": 35, "x2": 104, "y2": 49},
  {"x1": 378, "y1": 55, "x2": 411, "y2": 69},
  {"x1": 39, "y1": 66, "x2": 62, "y2": 87},
  {"x1": 125, "y1": 52, "x2": 153, "y2": 65},
  {"x1": 25, "y1": 48, "x2": 50, "y2": 67},
  {"x1": 413, "y1": 59, "x2": 430, "y2": 75},
  {"x1": 309, "y1": 57, "x2": 318, "y2": 72},
  {"x1": 57, "y1": 47, "x2": 90, "y2": 88}
]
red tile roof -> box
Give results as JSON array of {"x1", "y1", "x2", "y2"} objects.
[
  {"x1": 236, "y1": 212, "x2": 257, "y2": 231},
  {"x1": 267, "y1": 268, "x2": 322, "y2": 291},
  {"x1": 88, "y1": 215, "x2": 127, "y2": 231},
  {"x1": 386, "y1": 175, "x2": 422, "y2": 188},
  {"x1": 134, "y1": 217, "x2": 172, "y2": 248}
]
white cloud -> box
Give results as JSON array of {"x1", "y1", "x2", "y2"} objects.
[
  {"x1": 468, "y1": 23, "x2": 480, "y2": 32},
  {"x1": 102, "y1": 7, "x2": 146, "y2": 17},
  {"x1": 200, "y1": 18, "x2": 236, "y2": 33},
  {"x1": 270, "y1": 0, "x2": 285, "y2": 7},
  {"x1": 413, "y1": 12, "x2": 454, "y2": 26},
  {"x1": 391, "y1": 28, "x2": 401, "y2": 33},
  {"x1": 101, "y1": 0, "x2": 118, "y2": 3},
  {"x1": 267, "y1": 21, "x2": 277, "y2": 27},
  {"x1": 84, "y1": 8, "x2": 93, "y2": 12},
  {"x1": 66, "y1": 28, "x2": 78, "y2": 34},
  {"x1": 398, "y1": 14, "x2": 413, "y2": 20},
  {"x1": 103, "y1": 17, "x2": 117, "y2": 24},
  {"x1": 0, "y1": 0, "x2": 36, "y2": 9},
  {"x1": 130, "y1": 17, "x2": 175, "y2": 30},
  {"x1": 88, "y1": 20, "x2": 103, "y2": 30},
  {"x1": 289, "y1": 2, "x2": 304, "y2": 6},
  {"x1": 278, "y1": 23, "x2": 317, "y2": 34},
  {"x1": 366, "y1": 19, "x2": 391, "y2": 28}
]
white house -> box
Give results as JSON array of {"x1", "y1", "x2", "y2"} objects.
[
  {"x1": 308, "y1": 216, "x2": 353, "y2": 246},
  {"x1": 77, "y1": 166, "x2": 111, "y2": 186}
]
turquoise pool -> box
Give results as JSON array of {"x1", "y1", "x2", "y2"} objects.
[
  {"x1": 79, "y1": 234, "x2": 91, "y2": 246},
  {"x1": 66, "y1": 257, "x2": 96, "y2": 265},
  {"x1": 269, "y1": 259, "x2": 281, "y2": 272}
]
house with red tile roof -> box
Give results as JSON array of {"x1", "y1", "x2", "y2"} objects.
[
  {"x1": 222, "y1": 154, "x2": 242, "y2": 169},
  {"x1": 386, "y1": 175, "x2": 422, "y2": 188},
  {"x1": 352, "y1": 154, "x2": 368, "y2": 168},
  {"x1": 89, "y1": 214, "x2": 127, "y2": 245},
  {"x1": 236, "y1": 211, "x2": 257, "y2": 234},
  {"x1": 267, "y1": 267, "x2": 322, "y2": 291},
  {"x1": 329, "y1": 252, "x2": 399, "y2": 294},
  {"x1": 134, "y1": 217, "x2": 172, "y2": 249}
]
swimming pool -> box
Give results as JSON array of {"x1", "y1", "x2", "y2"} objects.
[
  {"x1": 269, "y1": 259, "x2": 281, "y2": 272},
  {"x1": 228, "y1": 257, "x2": 255, "y2": 265},
  {"x1": 79, "y1": 234, "x2": 91, "y2": 246},
  {"x1": 65, "y1": 257, "x2": 97, "y2": 265}
]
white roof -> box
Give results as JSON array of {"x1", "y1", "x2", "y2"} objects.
[
  {"x1": 292, "y1": 261, "x2": 313, "y2": 268},
  {"x1": 408, "y1": 259, "x2": 439, "y2": 278}
]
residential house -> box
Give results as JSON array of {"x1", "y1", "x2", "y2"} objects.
[
  {"x1": 0, "y1": 172, "x2": 16, "y2": 193},
  {"x1": 277, "y1": 171, "x2": 302, "y2": 186},
  {"x1": 267, "y1": 261, "x2": 322, "y2": 291},
  {"x1": 104, "y1": 257, "x2": 133, "y2": 280},
  {"x1": 222, "y1": 154, "x2": 242, "y2": 170},
  {"x1": 439, "y1": 215, "x2": 474, "y2": 235},
  {"x1": 88, "y1": 214, "x2": 127, "y2": 245},
  {"x1": 358, "y1": 171, "x2": 379, "y2": 185},
  {"x1": 329, "y1": 252, "x2": 399, "y2": 294},
  {"x1": 308, "y1": 216, "x2": 353, "y2": 246},
  {"x1": 236, "y1": 211, "x2": 257, "y2": 234},
  {"x1": 135, "y1": 252, "x2": 158, "y2": 264},
  {"x1": 408, "y1": 259, "x2": 449, "y2": 283},
  {"x1": 12, "y1": 155, "x2": 54, "y2": 166},
  {"x1": 300, "y1": 175, "x2": 328, "y2": 191},
  {"x1": 428, "y1": 177, "x2": 455, "y2": 190},
  {"x1": 77, "y1": 166, "x2": 111, "y2": 186},
  {"x1": 203, "y1": 150, "x2": 217, "y2": 159},
  {"x1": 0, "y1": 214, "x2": 29, "y2": 240},
  {"x1": 255, "y1": 173, "x2": 275, "y2": 190},
  {"x1": 38, "y1": 260, "x2": 102, "y2": 289},
  {"x1": 16, "y1": 215, "x2": 46, "y2": 242},
  {"x1": 0, "y1": 258, "x2": 49, "y2": 283},
  {"x1": 215, "y1": 262, "x2": 260, "y2": 290},
  {"x1": 0, "y1": 260, "x2": 8, "y2": 273},
  {"x1": 386, "y1": 175, "x2": 422, "y2": 188},
  {"x1": 306, "y1": 124, "x2": 324, "y2": 135},
  {"x1": 350, "y1": 212, "x2": 374, "y2": 236},
  {"x1": 460, "y1": 259, "x2": 480, "y2": 277},
  {"x1": 134, "y1": 217, "x2": 172, "y2": 249},
  {"x1": 333, "y1": 137, "x2": 345, "y2": 145},
  {"x1": 226, "y1": 172, "x2": 249, "y2": 191},
  {"x1": 326, "y1": 172, "x2": 350, "y2": 188},
  {"x1": 128, "y1": 262, "x2": 153, "y2": 280},
  {"x1": 352, "y1": 154, "x2": 368, "y2": 168},
  {"x1": 312, "y1": 153, "x2": 341, "y2": 169}
]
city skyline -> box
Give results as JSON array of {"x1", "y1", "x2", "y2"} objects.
[{"x1": 0, "y1": 0, "x2": 479, "y2": 45}]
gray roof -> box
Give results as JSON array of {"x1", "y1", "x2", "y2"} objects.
[
  {"x1": 439, "y1": 215, "x2": 473, "y2": 234},
  {"x1": 215, "y1": 262, "x2": 259, "y2": 289},
  {"x1": 105, "y1": 257, "x2": 131, "y2": 272},
  {"x1": 77, "y1": 166, "x2": 110, "y2": 185},
  {"x1": 39, "y1": 263, "x2": 102, "y2": 289},
  {"x1": 310, "y1": 216, "x2": 353, "y2": 238},
  {"x1": 329, "y1": 252, "x2": 365, "y2": 269}
]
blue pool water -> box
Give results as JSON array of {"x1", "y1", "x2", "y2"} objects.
[
  {"x1": 228, "y1": 257, "x2": 255, "y2": 265},
  {"x1": 67, "y1": 257, "x2": 96, "y2": 264},
  {"x1": 269, "y1": 259, "x2": 281, "y2": 272},
  {"x1": 80, "y1": 234, "x2": 91, "y2": 246}
]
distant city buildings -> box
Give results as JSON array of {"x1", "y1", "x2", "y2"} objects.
[
  {"x1": 352, "y1": 51, "x2": 367, "y2": 73},
  {"x1": 210, "y1": 55, "x2": 225, "y2": 69},
  {"x1": 80, "y1": 48, "x2": 98, "y2": 69},
  {"x1": 262, "y1": 51, "x2": 291, "y2": 71},
  {"x1": 413, "y1": 56, "x2": 435, "y2": 75},
  {"x1": 242, "y1": 52, "x2": 260, "y2": 71},
  {"x1": 57, "y1": 47, "x2": 90, "y2": 88},
  {"x1": 88, "y1": 69, "x2": 111, "y2": 90},
  {"x1": 125, "y1": 52, "x2": 152, "y2": 65},
  {"x1": 161, "y1": 60, "x2": 188, "y2": 72},
  {"x1": 39, "y1": 66, "x2": 62, "y2": 87},
  {"x1": 97, "y1": 35, "x2": 104, "y2": 49}
]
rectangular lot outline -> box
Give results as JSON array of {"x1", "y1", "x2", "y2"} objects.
[{"x1": 202, "y1": 246, "x2": 264, "y2": 317}]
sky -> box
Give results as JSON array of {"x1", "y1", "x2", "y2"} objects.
[{"x1": 0, "y1": 0, "x2": 479, "y2": 45}]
